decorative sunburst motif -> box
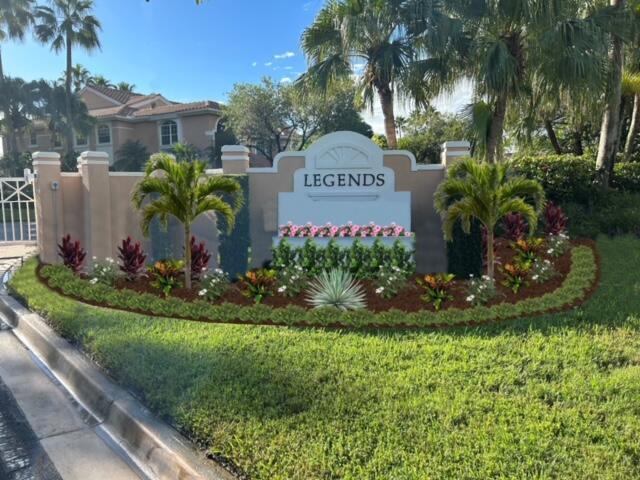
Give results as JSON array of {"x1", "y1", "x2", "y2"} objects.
[{"x1": 316, "y1": 146, "x2": 370, "y2": 169}]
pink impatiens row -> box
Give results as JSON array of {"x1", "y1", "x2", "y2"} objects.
[{"x1": 279, "y1": 221, "x2": 414, "y2": 238}]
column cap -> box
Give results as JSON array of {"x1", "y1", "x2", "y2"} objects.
[
  {"x1": 32, "y1": 151, "x2": 61, "y2": 165},
  {"x1": 78, "y1": 150, "x2": 110, "y2": 166}
]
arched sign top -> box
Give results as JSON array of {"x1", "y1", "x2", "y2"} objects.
[{"x1": 305, "y1": 131, "x2": 384, "y2": 170}]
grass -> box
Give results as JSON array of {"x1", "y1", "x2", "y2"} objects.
[{"x1": 9, "y1": 236, "x2": 640, "y2": 479}]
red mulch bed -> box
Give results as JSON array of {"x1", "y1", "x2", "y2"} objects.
[{"x1": 86, "y1": 238, "x2": 595, "y2": 314}]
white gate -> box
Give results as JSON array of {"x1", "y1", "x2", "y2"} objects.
[{"x1": 0, "y1": 170, "x2": 37, "y2": 245}]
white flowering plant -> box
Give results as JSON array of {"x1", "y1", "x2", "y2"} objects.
[
  {"x1": 374, "y1": 264, "x2": 410, "y2": 299},
  {"x1": 529, "y1": 258, "x2": 557, "y2": 284},
  {"x1": 546, "y1": 233, "x2": 570, "y2": 258},
  {"x1": 465, "y1": 274, "x2": 498, "y2": 306},
  {"x1": 88, "y1": 257, "x2": 120, "y2": 286},
  {"x1": 197, "y1": 268, "x2": 230, "y2": 301},
  {"x1": 276, "y1": 264, "x2": 308, "y2": 297}
]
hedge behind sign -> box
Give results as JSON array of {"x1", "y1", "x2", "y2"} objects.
[{"x1": 217, "y1": 174, "x2": 250, "y2": 280}]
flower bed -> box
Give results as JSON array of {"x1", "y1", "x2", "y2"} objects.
[
  {"x1": 34, "y1": 238, "x2": 598, "y2": 329},
  {"x1": 279, "y1": 221, "x2": 413, "y2": 238}
]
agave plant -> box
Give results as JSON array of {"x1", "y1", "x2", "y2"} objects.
[{"x1": 306, "y1": 269, "x2": 366, "y2": 311}]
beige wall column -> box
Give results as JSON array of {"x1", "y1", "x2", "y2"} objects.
[
  {"x1": 32, "y1": 152, "x2": 63, "y2": 264},
  {"x1": 78, "y1": 151, "x2": 112, "y2": 260},
  {"x1": 441, "y1": 141, "x2": 471, "y2": 168},
  {"x1": 221, "y1": 145, "x2": 250, "y2": 174}
]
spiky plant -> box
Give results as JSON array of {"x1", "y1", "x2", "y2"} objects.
[{"x1": 306, "y1": 269, "x2": 366, "y2": 311}]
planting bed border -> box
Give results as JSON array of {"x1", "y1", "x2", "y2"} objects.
[{"x1": 23, "y1": 242, "x2": 599, "y2": 330}]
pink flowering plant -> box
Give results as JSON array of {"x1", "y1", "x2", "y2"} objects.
[{"x1": 278, "y1": 221, "x2": 413, "y2": 238}]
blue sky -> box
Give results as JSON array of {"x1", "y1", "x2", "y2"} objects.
[{"x1": 4, "y1": 0, "x2": 470, "y2": 133}]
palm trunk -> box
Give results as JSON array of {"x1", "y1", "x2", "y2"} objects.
[
  {"x1": 572, "y1": 130, "x2": 584, "y2": 156},
  {"x1": 596, "y1": 0, "x2": 625, "y2": 188},
  {"x1": 544, "y1": 120, "x2": 563, "y2": 154},
  {"x1": 378, "y1": 86, "x2": 397, "y2": 149},
  {"x1": 0, "y1": 47, "x2": 17, "y2": 156},
  {"x1": 486, "y1": 228, "x2": 495, "y2": 280},
  {"x1": 486, "y1": 94, "x2": 507, "y2": 163},
  {"x1": 64, "y1": 33, "x2": 75, "y2": 158},
  {"x1": 184, "y1": 225, "x2": 192, "y2": 290},
  {"x1": 623, "y1": 93, "x2": 640, "y2": 160}
]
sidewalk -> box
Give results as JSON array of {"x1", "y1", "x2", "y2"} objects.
[{"x1": 0, "y1": 320, "x2": 144, "y2": 480}]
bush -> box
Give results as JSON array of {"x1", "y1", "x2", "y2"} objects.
[
  {"x1": 112, "y1": 140, "x2": 149, "y2": 172},
  {"x1": 117, "y1": 237, "x2": 147, "y2": 281},
  {"x1": 306, "y1": 269, "x2": 366, "y2": 311},
  {"x1": 218, "y1": 175, "x2": 250, "y2": 280},
  {"x1": 447, "y1": 220, "x2": 483, "y2": 278},
  {"x1": 271, "y1": 238, "x2": 415, "y2": 280},
  {"x1": 564, "y1": 191, "x2": 640, "y2": 238},
  {"x1": 611, "y1": 162, "x2": 640, "y2": 192},
  {"x1": 57, "y1": 235, "x2": 86, "y2": 272},
  {"x1": 190, "y1": 236, "x2": 211, "y2": 280},
  {"x1": 510, "y1": 154, "x2": 598, "y2": 205}
]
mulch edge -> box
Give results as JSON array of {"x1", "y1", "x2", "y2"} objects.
[{"x1": 31, "y1": 241, "x2": 600, "y2": 331}]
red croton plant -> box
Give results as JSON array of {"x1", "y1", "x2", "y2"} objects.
[
  {"x1": 57, "y1": 235, "x2": 86, "y2": 273},
  {"x1": 117, "y1": 237, "x2": 147, "y2": 281}
]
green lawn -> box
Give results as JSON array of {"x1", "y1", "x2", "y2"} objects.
[{"x1": 9, "y1": 236, "x2": 640, "y2": 480}]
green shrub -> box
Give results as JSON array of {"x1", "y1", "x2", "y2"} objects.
[
  {"x1": 510, "y1": 154, "x2": 598, "y2": 205},
  {"x1": 564, "y1": 191, "x2": 640, "y2": 238},
  {"x1": 218, "y1": 174, "x2": 250, "y2": 279},
  {"x1": 447, "y1": 220, "x2": 483, "y2": 278},
  {"x1": 306, "y1": 269, "x2": 366, "y2": 311},
  {"x1": 271, "y1": 238, "x2": 415, "y2": 280},
  {"x1": 611, "y1": 162, "x2": 640, "y2": 192}
]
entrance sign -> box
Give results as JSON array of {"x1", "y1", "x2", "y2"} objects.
[{"x1": 279, "y1": 132, "x2": 411, "y2": 230}]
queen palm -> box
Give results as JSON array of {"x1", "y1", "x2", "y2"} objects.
[
  {"x1": 132, "y1": 153, "x2": 243, "y2": 289},
  {"x1": 434, "y1": 158, "x2": 545, "y2": 280},
  {"x1": 88, "y1": 74, "x2": 113, "y2": 88},
  {"x1": 0, "y1": 0, "x2": 35, "y2": 155},
  {"x1": 35, "y1": 0, "x2": 101, "y2": 155},
  {"x1": 300, "y1": 0, "x2": 415, "y2": 148},
  {"x1": 58, "y1": 63, "x2": 90, "y2": 91},
  {"x1": 116, "y1": 81, "x2": 136, "y2": 92}
]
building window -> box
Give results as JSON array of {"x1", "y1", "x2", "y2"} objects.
[
  {"x1": 29, "y1": 130, "x2": 38, "y2": 146},
  {"x1": 97, "y1": 124, "x2": 111, "y2": 144},
  {"x1": 160, "y1": 120, "x2": 178, "y2": 146},
  {"x1": 75, "y1": 131, "x2": 88, "y2": 146}
]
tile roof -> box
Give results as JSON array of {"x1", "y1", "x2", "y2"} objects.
[
  {"x1": 86, "y1": 83, "x2": 145, "y2": 104},
  {"x1": 132, "y1": 100, "x2": 221, "y2": 117}
]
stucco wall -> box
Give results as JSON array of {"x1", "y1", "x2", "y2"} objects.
[{"x1": 181, "y1": 115, "x2": 217, "y2": 152}]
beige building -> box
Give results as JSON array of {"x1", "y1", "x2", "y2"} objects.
[{"x1": 16, "y1": 84, "x2": 222, "y2": 165}]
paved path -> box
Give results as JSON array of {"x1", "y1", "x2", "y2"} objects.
[{"x1": 0, "y1": 320, "x2": 145, "y2": 480}]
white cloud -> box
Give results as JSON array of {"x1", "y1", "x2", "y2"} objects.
[
  {"x1": 274, "y1": 51, "x2": 295, "y2": 60},
  {"x1": 280, "y1": 77, "x2": 293, "y2": 84},
  {"x1": 251, "y1": 62, "x2": 257, "y2": 67},
  {"x1": 284, "y1": 66, "x2": 293, "y2": 70},
  {"x1": 264, "y1": 62, "x2": 273, "y2": 67}
]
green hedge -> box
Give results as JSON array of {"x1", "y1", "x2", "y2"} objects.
[
  {"x1": 271, "y1": 238, "x2": 415, "y2": 279},
  {"x1": 447, "y1": 220, "x2": 483, "y2": 278},
  {"x1": 217, "y1": 174, "x2": 250, "y2": 280},
  {"x1": 511, "y1": 154, "x2": 640, "y2": 205},
  {"x1": 27, "y1": 244, "x2": 596, "y2": 329}
]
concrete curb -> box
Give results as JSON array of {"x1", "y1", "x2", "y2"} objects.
[{"x1": 0, "y1": 293, "x2": 235, "y2": 480}]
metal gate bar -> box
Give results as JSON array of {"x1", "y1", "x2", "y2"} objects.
[{"x1": 0, "y1": 173, "x2": 37, "y2": 245}]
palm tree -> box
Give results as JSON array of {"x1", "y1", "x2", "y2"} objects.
[
  {"x1": 88, "y1": 74, "x2": 113, "y2": 88},
  {"x1": 116, "y1": 81, "x2": 136, "y2": 92},
  {"x1": 421, "y1": 1, "x2": 609, "y2": 163},
  {"x1": 58, "y1": 63, "x2": 90, "y2": 91},
  {"x1": 622, "y1": 71, "x2": 640, "y2": 160},
  {"x1": 434, "y1": 158, "x2": 545, "y2": 279},
  {"x1": 0, "y1": 0, "x2": 35, "y2": 155},
  {"x1": 132, "y1": 153, "x2": 243, "y2": 289},
  {"x1": 300, "y1": 0, "x2": 415, "y2": 148},
  {"x1": 35, "y1": 0, "x2": 101, "y2": 156}
]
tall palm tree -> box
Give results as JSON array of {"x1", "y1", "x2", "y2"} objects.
[
  {"x1": 434, "y1": 158, "x2": 545, "y2": 279},
  {"x1": 35, "y1": 0, "x2": 101, "y2": 156},
  {"x1": 88, "y1": 74, "x2": 113, "y2": 88},
  {"x1": 0, "y1": 0, "x2": 35, "y2": 155},
  {"x1": 422, "y1": 1, "x2": 609, "y2": 163},
  {"x1": 116, "y1": 81, "x2": 136, "y2": 92},
  {"x1": 132, "y1": 153, "x2": 243, "y2": 289},
  {"x1": 300, "y1": 0, "x2": 415, "y2": 148},
  {"x1": 622, "y1": 71, "x2": 640, "y2": 159}
]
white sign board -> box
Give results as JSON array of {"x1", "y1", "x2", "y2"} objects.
[{"x1": 278, "y1": 131, "x2": 411, "y2": 228}]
